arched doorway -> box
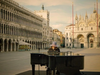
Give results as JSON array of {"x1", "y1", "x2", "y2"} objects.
[
  {"x1": 0, "y1": 39, "x2": 2, "y2": 52},
  {"x1": 77, "y1": 34, "x2": 84, "y2": 48},
  {"x1": 8, "y1": 39, "x2": 11, "y2": 51},
  {"x1": 87, "y1": 34, "x2": 94, "y2": 48},
  {"x1": 4, "y1": 39, "x2": 7, "y2": 52},
  {"x1": 98, "y1": 33, "x2": 100, "y2": 47}
]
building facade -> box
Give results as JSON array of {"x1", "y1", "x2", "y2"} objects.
[
  {"x1": 53, "y1": 29, "x2": 65, "y2": 47},
  {"x1": 65, "y1": 24, "x2": 75, "y2": 48},
  {"x1": 65, "y1": 9, "x2": 100, "y2": 48},
  {"x1": 0, "y1": 0, "x2": 43, "y2": 52},
  {"x1": 53, "y1": 33, "x2": 60, "y2": 47}
]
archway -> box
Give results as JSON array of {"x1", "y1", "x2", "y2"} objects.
[
  {"x1": 77, "y1": 34, "x2": 84, "y2": 48},
  {"x1": 8, "y1": 39, "x2": 11, "y2": 51},
  {"x1": 4, "y1": 39, "x2": 7, "y2": 52},
  {"x1": 98, "y1": 33, "x2": 100, "y2": 47},
  {"x1": 0, "y1": 39, "x2": 2, "y2": 52},
  {"x1": 87, "y1": 34, "x2": 95, "y2": 48}
]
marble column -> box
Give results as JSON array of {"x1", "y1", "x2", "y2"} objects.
[
  {"x1": 74, "y1": 38, "x2": 77, "y2": 48},
  {"x1": 8, "y1": 25, "x2": 10, "y2": 34},
  {"x1": 94, "y1": 37, "x2": 97, "y2": 48},
  {"x1": 10, "y1": 40, "x2": 12, "y2": 51},
  {"x1": 84, "y1": 37, "x2": 88, "y2": 48},
  {"x1": 42, "y1": 43, "x2": 44, "y2": 49},
  {"x1": 31, "y1": 42, "x2": 32, "y2": 50},
  {"x1": 34, "y1": 42, "x2": 36, "y2": 50},
  {"x1": 14, "y1": 42, "x2": 16, "y2": 51},
  {"x1": 6, "y1": 39, "x2": 8, "y2": 52},
  {"x1": 4, "y1": 10, "x2": 6, "y2": 20}
]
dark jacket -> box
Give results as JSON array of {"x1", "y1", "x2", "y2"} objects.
[
  {"x1": 48, "y1": 47, "x2": 60, "y2": 55},
  {"x1": 49, "y1": 47, "x2": 60, "y2": 52}
]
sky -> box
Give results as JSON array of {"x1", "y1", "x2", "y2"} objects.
[{"x1": 13, "y1": 0, "x2": 100, "y2": 33}]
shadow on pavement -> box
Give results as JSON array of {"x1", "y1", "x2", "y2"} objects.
[
  {"x1": 16, "y1": 70, "x2": 100, "y2": 75},
  {"x1": 16, "y1": 70, "x2": 45, "y2": 75}
]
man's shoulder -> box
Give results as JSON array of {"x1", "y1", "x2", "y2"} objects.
[
  {"x1": 49, "y1": 48, "x2": 52, "y2": 50},
  {"x1": 55, "y1": 47, "x2": 59, "y2": 49}
]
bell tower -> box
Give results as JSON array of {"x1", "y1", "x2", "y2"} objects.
[{"x1": 42, "y1": 5, "x2": 44, "y2": 10}]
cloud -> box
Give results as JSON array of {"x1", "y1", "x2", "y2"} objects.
[
  {"x1": 50, "y1": 24, "x2": 66, "y2": 33},
  {"x1": 75, "y1": 1, "x2": 100, "y2": 11},
  {"x1": 49, "y1": 11, "x2": 72, "y2": 33},
  {"x1": 13, "y1": 0, "x2": 100, "y2": 33},
  {"x1": 50, "y1": 12, "x2": 71, "y2": 24},
  {"x1": 14, "y1": 0, "x2": 73, "y2": 6}
]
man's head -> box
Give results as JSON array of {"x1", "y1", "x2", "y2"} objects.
[{"x1": 50, "y1": 42, "x2": 57, "y2": 49}]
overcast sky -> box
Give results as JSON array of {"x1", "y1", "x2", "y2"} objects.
[{"x1": 14, "y1": 0, "x2": 100, "y2": 33}]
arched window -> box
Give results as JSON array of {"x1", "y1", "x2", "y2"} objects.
[
  {"x1": 8, "y1": 12, "x2": 9, "y2": 21},
  {"x1": 4, "y1": 24, "x2": 6, "y2": 34},
  {"x1": 91, "y1": 27, "x2": 93, "y2": 30},
  {"x1": 4, "y1": 10, "x2": 5, "y2": 19},
  {"x1": 10, "y1": 12, "x2": 12, "y2": 21},
  {"x1": 2, "y1": 24, "x2": 3, "y2": 33},
  {"x1": 6, "y1": 11, "x2": 7, "y2": 20},
  {"x1": 1, "y1": 9, "x2": 3, "y2": 19}
]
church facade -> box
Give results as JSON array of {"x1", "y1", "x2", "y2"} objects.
[{"x1": 65, "y1": 9, "x2": 100, "y2": 48}]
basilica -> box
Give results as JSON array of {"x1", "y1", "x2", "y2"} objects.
[{"x1": 65, "y1": 9, "x2": 100, "y2": 48}]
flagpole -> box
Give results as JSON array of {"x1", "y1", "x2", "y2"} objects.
[
  {"x1": 72, "y1": 2, "x2": 74, "y2": 48},
  {"x1": 97, "y1": 0, "x2": 98, "y2": 35},
  {"x1": 97, "y1": 0, "x2": 98, "y2": 47}
]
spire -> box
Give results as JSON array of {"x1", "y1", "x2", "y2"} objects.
[
  {"x1": 75, "y1": 13, "x2": 78, "y2": 20},
  {"x1": 85, "y1": 11, "x2": 88, "y2": 18},
  {"x1": 81, "y1": 16, "x2": 84, "y2": 20},
  {"x1": 93, "y1": 3, "x2": 97, "y2": 13},
  {"x1": 94, "y1": 3, "x2": 95, "y2": 10},
  {"x1": 42, "y1": 5, "x2": 44, "y2": 10},
  {"x1": 79, "y1": 15, "x2": 81, "y2": 20}
]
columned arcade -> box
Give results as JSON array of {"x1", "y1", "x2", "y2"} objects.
[{"x1": 0, "y1": 0, "x2": 43, "y2": 52}]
